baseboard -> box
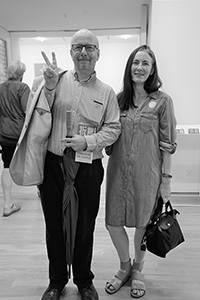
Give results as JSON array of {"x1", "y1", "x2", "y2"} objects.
[{"x1": 171, "y1": 193, "x2": 200, "y2": 206}]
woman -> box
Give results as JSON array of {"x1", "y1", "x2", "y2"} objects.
[
  {"x1": 0, "y1": 60, "x2": 30, "y2": 216},
  {"x1": 105, "y1": 45, "x2": 177, "y2": 298}
]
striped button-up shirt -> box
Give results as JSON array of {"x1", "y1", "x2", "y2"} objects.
[{"x1": 44, "y1": 69, "x2": 121, "y2": 159}]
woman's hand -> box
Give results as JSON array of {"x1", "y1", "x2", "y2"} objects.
[
  {"x1": 159, "y1": 177, "x2": 171, "y2": 204},
  {"x1": 41, "y1": 51, "x2": 59, "y2": 90}
]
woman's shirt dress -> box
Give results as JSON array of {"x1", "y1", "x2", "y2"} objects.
[{"x1": 105, "y1": 90, "x2": 177, "y2": 228}]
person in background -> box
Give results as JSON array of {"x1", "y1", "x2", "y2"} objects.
[
  {"x1": 0, "y1": 60, "x2": 30, "y2": 217},
  {"x1": 10, "y1": 29, "x2": 121, "y2": 300},
  {"x1": 105, "y1": 45, "x2": 177, "y2": 298}
]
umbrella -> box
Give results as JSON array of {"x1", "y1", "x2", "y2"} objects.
[{"x1": 60, "y1": 147, "x2": 80, "y2": 277}]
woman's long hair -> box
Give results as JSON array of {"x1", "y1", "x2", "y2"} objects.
[{"x1": 118, "y1": 45, "x2": 162, "y2": 111}]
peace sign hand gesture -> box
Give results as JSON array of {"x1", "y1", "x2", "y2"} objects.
[{"x1": 41, "y1": 51, "x2": 59, "y2": 90}]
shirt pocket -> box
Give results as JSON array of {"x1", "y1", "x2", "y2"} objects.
[
  {"x1": 79, "y1": 99, "x2": 104, "y2": 126},
  {"x1": 139, "y1": 112, "x2": 156, "y2": 133}
]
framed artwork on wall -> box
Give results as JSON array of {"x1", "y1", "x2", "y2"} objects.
[
  {"x1": 34, "y1": 63, "x2": 45, "y2": 78},
  {"x1": 0, "y1": 38, "x2": 8, "y2": 83}
]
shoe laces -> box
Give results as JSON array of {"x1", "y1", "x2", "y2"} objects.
[
  {"x1": 81, "y1": 285, "x2": 94, "y2": 297},
  {"x1": 82, "y1": 286, "x2": 91, "y2": 295},
  {"x1": 49, "y1": 289, "x2": 59, "y2": 296}
]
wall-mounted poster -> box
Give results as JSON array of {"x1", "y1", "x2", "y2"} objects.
[{"x1": 0, "y1": 38, "x2": 8, "y2": 83}]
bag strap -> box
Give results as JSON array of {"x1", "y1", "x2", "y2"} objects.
[
  {"x1": 165, "y1": 200, "x2": 180, "y2": 216},
  {"x1": 51, "y1": 70, "x2": 68, "y2": 111},
  {"x1": 151, "y1": 196, "x2": 163, "y2": 222},
  {"x1": 165, "y1": 200, "x2": 172, "y2": 212}
]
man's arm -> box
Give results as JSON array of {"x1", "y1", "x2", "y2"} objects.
[
  {"x1": 64, "y1": 89, "x2": 121, "y2": 152},
  {"x1": 85, "y1": 91, "x2": 121, "y2": 152}
]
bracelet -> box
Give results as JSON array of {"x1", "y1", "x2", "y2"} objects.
[
  {"x1": 162, "y1": 173, "x2": 172, "y2": 178},
  {"x1": 44, "y1": 85, "x2": 56, "y2": 92}
]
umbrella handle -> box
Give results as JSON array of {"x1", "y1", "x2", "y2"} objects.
[{"x1": 66, "y1": 110, "x2": 73, "y2": 137}]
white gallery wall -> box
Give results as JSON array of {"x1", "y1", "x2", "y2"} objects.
[
  {"x1": 149, "y1": 0, "x2": 199, "y2": 127},
  {"x1": 149, "y1": 0, "x2": 200, "y2": 194}
]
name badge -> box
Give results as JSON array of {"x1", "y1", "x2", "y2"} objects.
[
  {"x1": 75, "y1": 151, "x2": 93, "y2": 164},
  {"x1": 75, "y1": 123, "x2": 96, "y2": 164}
]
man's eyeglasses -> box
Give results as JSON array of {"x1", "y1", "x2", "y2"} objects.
[{"x1": 71, "y1": 44, "x2": 98, "y2": 52}]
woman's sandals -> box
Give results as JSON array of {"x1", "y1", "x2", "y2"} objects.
[
  {"x1": 131, "y1": 260, "x2": 146, "y2": 298},
  {"x1": 105, "y1": 259, "x2": 132, "y2": 294}
]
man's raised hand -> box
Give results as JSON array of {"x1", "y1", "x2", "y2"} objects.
[{"x1": 41, "y1": 51, "x2": 59, "y2": 90}]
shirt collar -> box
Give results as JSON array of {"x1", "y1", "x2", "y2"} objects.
[{"x1": 73, "y1": 69, "x2": 96, "y2": 83}]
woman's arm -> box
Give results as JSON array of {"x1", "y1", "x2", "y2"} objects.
[{"x1": 160, "y1": 151, "x2": 173, "y2": 203}]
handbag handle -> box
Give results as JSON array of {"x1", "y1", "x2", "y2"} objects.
[
  {"x1": 151, "y1": 198, "x2": 175, "y2": 223},
  {"x1": 164, "y1": 200, "x2": 180, "y2": 217},
  {"x1": 164, "y1": 200, "x2": 172, "y2": 213}
]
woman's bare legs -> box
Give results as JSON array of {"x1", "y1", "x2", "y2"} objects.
[
  {"x1": 105, "y1": 225, "x2": 132, "y2": 294},
  {"x1": 106, "y1": 225, "x2": 146, "y2": 297},
  {"x1": 106, "y1": 225, "x2": 146, "y2": 262},
  {"x1": 131, "y1": 227, "x2": 146, "y2": 298},
  {"x1": 1, "y1": 168, "x2": 13, "y2": 209},
  {"x1": 134, "y1": 227, "x2": 146, "y2": 263},
  {"x1": 1, "y1": 168, "x2": 21, "y2": 216},
  {"x1": 106, "y1": 225, "x2": 130, "y2": 262}
]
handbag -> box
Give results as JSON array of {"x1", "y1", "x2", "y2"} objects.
[{"x1": 141, "y1": 198, "x2": 185, "y2": 258}]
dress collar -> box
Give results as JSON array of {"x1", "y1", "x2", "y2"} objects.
[{"x1": 148, "y1": 91, "x2": 159, "y2": 100}]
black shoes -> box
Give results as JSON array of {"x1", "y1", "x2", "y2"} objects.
[
  {"x1": 41, "y1": 286, "x2": 62, "y2": 300},
  {"x1": 79, "y1": 284, "x2": 99, "y2": 300},
  {"x1": 41, "y1": 283, "x2": 98, "y2": 300}
]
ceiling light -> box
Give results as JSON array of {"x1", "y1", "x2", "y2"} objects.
[
  {"x1": 35, "y1": 37, "x2": 46, "y2": 42},
  {"x1": 120, "y1": 34, "x2": 132, "y2": 40}
]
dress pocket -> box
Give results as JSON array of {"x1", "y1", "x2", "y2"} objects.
[{"x1": 139, "y1": 113, "x2": 156, "y2": 133}]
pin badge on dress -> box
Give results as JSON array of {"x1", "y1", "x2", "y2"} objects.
[{"x1": 149, "y1": 101, "x2": 156, "y2": 108}]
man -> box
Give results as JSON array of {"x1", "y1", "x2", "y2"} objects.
[{"x1": 10, "y1": 29, "x2": 121, "y2": 300}]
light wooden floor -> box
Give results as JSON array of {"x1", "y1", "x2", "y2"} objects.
[{"x1": 0, "y1": 158, "x2": 200, "y2": 300}]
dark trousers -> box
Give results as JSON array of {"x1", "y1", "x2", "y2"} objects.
[{"x1": 39, "y1": 151, "x2": 104, "y2": 290}]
